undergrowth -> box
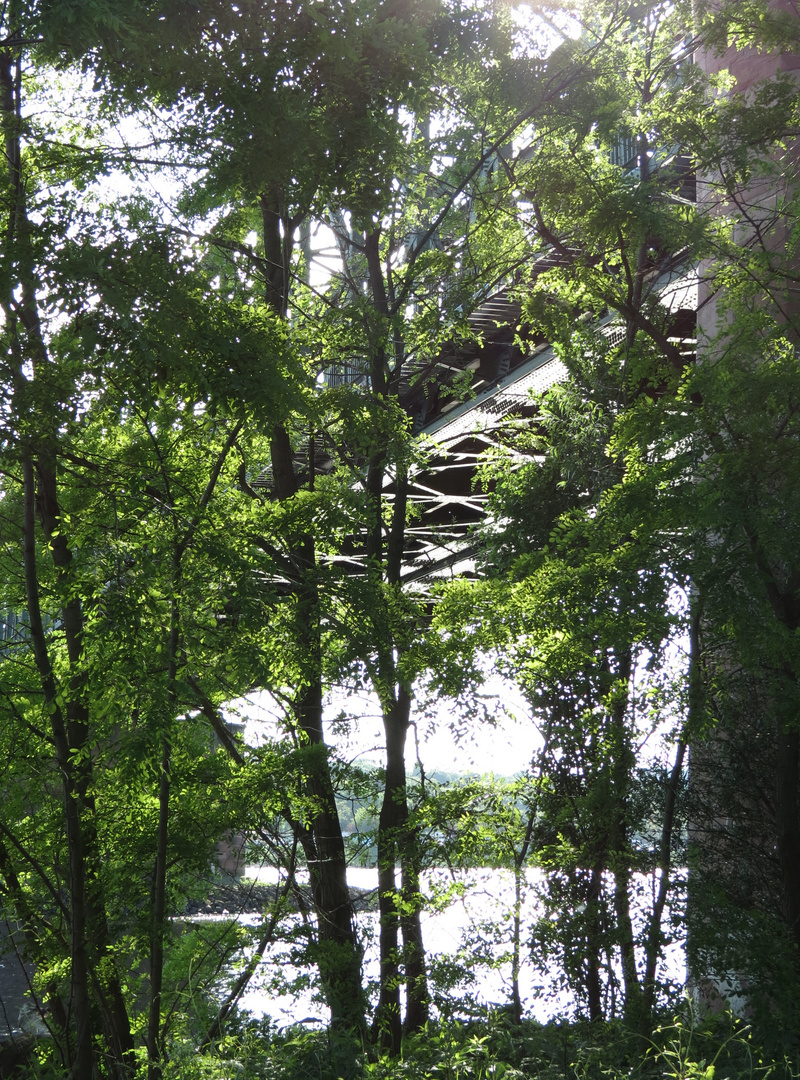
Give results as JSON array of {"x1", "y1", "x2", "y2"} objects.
[{"x1": 154, "y1": 1007, "x2": 800, "y2": 1080}]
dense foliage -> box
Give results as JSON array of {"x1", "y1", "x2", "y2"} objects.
[{"x1": 0, "y1": 0, "x2": 799, "y2": 1076}]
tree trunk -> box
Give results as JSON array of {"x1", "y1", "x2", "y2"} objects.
[
  {"x1": 776, "y1": 723, "x2": 800, "y2": 952},
  {"x1": 373, "y1": 690, "x2": 409, "y2": 1052},
  {"x1": 372, "y1": 683, "x2": 428, "y2": 1046},
  {"x1": 642, "y1": 734, "x2": 687, "y2": 1026},
  {"x1": 511, "y1": 867, "x2": 524, "y2": 1025},
  {"x1": 4, "y1": 46, "x2": 136, "y2": 1074},
  {"x1": 614, "y1": 862, "x2": 643, "y2": 1028},
  {"x1": 400, "y1": 823, "x2": 428, "y2": 1035},
  {"x1": 262, "y1": 206, "x2": 364, "y2": 1035},
  {"x1": 33, "y1": 456, "x2": 136, "y2": 1078},
  {"x1": 261, "y1": 192, "x2": 291, "y2": 318},
  {"x1": 641, "y1": 603, "x2": 697, "y2": 1029},
  {"x1": 510, "y1": 807, "x2": 536, "y2": 1025},
  {"x1": 297, "y1": 675, "x2": 366, "y2": 1032},
  {"x1": 607, "y1": 651, "x2": 643, "y2": 1029},
  {"x1": 585, "y1": 858, "x2": 604, "y2": 1023},
  {"x1": 147, "y1": 736, "x2": 172, "y2": 1080},
  {"x1": 22, "y1": 459, "x2": 96, "y2": 1078},
  {"x1": 147, "y1": 569, "x2": 179, "y2": 1080}
]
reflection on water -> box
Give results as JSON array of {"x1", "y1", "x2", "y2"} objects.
[{"x1": 228, "y1": 865, "x2": 684, "y2": 1028}]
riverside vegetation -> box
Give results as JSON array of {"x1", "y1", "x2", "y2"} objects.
[{"x1": 1, "y1": 0, "x2": 800, "y2": 1076}]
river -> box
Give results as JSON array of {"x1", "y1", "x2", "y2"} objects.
[{"x1": 228, "y1": 864, "x2": 685, "y2": 1027}]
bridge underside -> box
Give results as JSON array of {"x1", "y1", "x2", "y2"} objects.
[{"x1": 254, "y1": 262, "x2": 696, "y2": 587}]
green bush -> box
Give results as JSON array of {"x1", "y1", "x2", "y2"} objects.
[{"x1": 33, "y1": 1008, "x2": 786, "y2": 1080}]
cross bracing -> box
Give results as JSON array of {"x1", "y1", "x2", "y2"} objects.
[
  {"x1": 391, "y1": 260, "x2": 697, "y2": 583},
  {"x1": 252, "y1": 257, "x2": 696, "y2": 587},
  {"x1": 393, "y1": 343, "x2": 567, "y2": 583}
]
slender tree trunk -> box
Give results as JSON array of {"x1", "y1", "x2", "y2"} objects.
[
  {"x1": 200, "y1": 845, "x2": 296, "y2": 1052},
  {"x1": 388, "y1": 470, "x2": 428, "y2": 1036},
  {"x1": 373, "y1": 689, "x2": 410, "y2": 1052},
  {"x1": 511, "y1": 867, "x2": 524, "y2": 1025},
  {"x1": 5, "y1": 46, "x2": 136, "y2": 1075},
  {"x1": 147, "y1": 568, "x2": 179, "y2": 1080},
  {"x1": 147, "y1": 737, "x2": 172, "y2": 1080},
  {"x1": 585, "y1": 858, "x2": 604, "y2": 1023},
  {"x1": 20, "y1": 333, "x2": 134, "y2": 1076},
  {"x1": 262, "y1": 204, "x2": 364, "y2": 1034},
  {"x1": 640, "y1": 602, "x2": 696, "y2": 1028},
  {"x1": 776, "y1": 723, "x2": 800, "y2": 952},
  {"x1": 606, "y1": 651, "x2": 643, "y2": 1029},
  {"x1": 261, "y1": 192, "x2": 291, "y2": 319},
  {"x1": 614, "y1": 861, "x2": 642, "y2": 1027},
  {"x1": 22, "y1": 459, "x2": 96, "y2": 1078},
  {"x1": 38, "y1": 457, "x2": 135, "y2": 1078},
  {"x1": 270, "y1": 425, "x2": 365, "y2": 1033},
  {"x1": 400, "y1": 818, "x2": 428, "y2": 1035},
  {"x1": 372, "y1": 683, "x2": 429, "y2": 1045},
  {"x1": 641, "y1": 733, "x2": 687, "y2": 1025},
  {"x1": 510, "y1": 808, "x2": 536, "y2": 1025},
  {"x1": 297, "y1": 669, "x2": 366, "y2": 1031}
]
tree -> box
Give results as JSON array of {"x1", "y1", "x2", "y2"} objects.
[
  {"x1": 5, "y1": 0, "x2": 799, "y2": 1066},
  {"x1": 0, "y1": 0, "x2": 545, "y2": 1060},
  {"x1": 419, "y1": 773, "x2": 541, "y2": 1024},
  {"x1": 460, "y1": 0, "x2": 800, "y2": 1030},
  {"x1": 455, "y1": 335, "x2": 686, "y2": 1030},
  {"x1": 76, "y1": 0, "x2": 464, "y2": 1038},
  {"x1": 88, "y1": 0, "x2": 589, "y2": 1049},
  {"x1": 0, "y1": 8, "x2": 303, "y2": 1073}
]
